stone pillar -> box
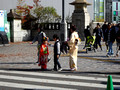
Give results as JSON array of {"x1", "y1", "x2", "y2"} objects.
[{"x1": 70, "y1": 0, "x2": 91, "y2": 41}]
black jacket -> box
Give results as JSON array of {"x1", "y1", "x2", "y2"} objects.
[
  {"x1": 102, "y1": 24, "x2": 107, "y2": 37},
  {"x1": 84, "y1": 28, "x2": 91, "y2": 37},
  {"x1": 105, "y1": 28, "x2": 116, "y2": 42},
  {"x1": 93, "y1": 27, "x2": 103, "y2": 38},
  {"x1": 116, "y1": 30, "x2": 120, "y2": 43}
]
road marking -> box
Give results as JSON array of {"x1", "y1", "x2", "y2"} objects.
[
  {"x1": 0, "y1": 70, "x2": 120, "y2": 82},
  {"x1": 0, "y1": 81, "x2": 75, "y2": 90},
  {"x1": 0, "y1": 74, "x2": 107, "y2": 88}
]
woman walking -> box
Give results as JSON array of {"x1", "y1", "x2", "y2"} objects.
[{"x1": 68, "y1": 25, "x2": 79, "y2": 71}]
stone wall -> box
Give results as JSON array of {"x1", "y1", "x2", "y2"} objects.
[
  {"x1": 11, "y1": 19, "x2": 22, "y2": 42},
  {"x1": 10, "y1": 19, "x2": 31, "y2": 42}
]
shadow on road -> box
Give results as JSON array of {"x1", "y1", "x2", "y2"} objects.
[
  {"x1": 0, "y1": 62, "x2": 35, "y2": 64},
  {"x1": 0, "y1": 68, "x2": 120, "y2": 75}
]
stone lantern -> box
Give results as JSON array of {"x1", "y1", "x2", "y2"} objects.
[{"x1": 70, "y1": 0, "x2": 91, "y2": 41}]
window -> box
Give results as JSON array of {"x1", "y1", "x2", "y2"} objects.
[
  {"x1": 94, "y1": 0, "x2": 104, "y2": 22},
  {"x1": 112, "y1": 1, "x2": 120, "y2": 22},
  {"x1": 118, "y1": 2, "x2": 120, "y2": 10}
]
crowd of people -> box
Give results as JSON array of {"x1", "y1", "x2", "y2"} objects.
[
  {"x1": 30, "y1": 25, "x2": 80, "y2": 71},
  {"x1": 31, "y1": 22, "x2": 120, "y2": 72},
  {"x1": 84, "y1": 22, "x2": 120, "y2": 57}
]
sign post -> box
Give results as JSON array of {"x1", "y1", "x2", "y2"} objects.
[
  {"x1": 0, "y1": 10, "x2": 10, "y2": 42},
  {"x1": 0, "y1": 10, "x2": 5, "y2": 32}
]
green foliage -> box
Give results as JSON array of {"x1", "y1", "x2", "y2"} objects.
[{"x1": 33, "y1": 6, "x2": 61, "y2": 23}]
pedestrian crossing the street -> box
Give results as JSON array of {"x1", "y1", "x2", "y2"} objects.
[{"x1": 0, "y1": 70, "x2": 120, "y2": 90}]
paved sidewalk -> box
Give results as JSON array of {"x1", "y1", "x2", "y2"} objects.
[{"x1": 0, "y1": 41, "x2": 120, "y2": 72}]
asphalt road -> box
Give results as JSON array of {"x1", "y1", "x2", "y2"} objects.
[{"x1": 0, "y1": 41, "x2": 120, "y2": 90}]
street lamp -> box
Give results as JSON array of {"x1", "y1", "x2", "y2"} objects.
[
  {"x1": 60, "y1": 0, "x2": 67, "y2": 41},
  {"x1": 62, "y1": 0, "x2": 65, "y2": 22}
]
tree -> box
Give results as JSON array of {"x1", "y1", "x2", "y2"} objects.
[
  {"x1": 15, "y1": 0, "x2": 35, "y2": 29},
  {"x1": 33, "y1": 6, "x2": 61, "y2": 23},
  {"x1": 17, "y1": 0, "x2": 25, "y2": 6},
  {"x1": 33, "y1": 0, "x2": 41, "y2": 7}
]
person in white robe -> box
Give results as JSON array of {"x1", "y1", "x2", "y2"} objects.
[{"x1": 68, "y1": 25, "x2": 80, "y2": 71}]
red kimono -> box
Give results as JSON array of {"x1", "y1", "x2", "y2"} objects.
[{"x1": 38, "y1": 44, "x2": 49, "y2": 69}]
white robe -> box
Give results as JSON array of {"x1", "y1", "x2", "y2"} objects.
[{"x1": 68, "y1": 31, "x2": 79, "y2": 70}]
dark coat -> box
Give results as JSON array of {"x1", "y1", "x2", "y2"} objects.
[
  {"x1": 93, "y1": 27, "x2": 103, "y2": 38},
  {"x1": 105, "y1": 28, "x2": 116, "y2": 42},
  {"x1": 84, "y1": 28, "x2": 91, "y2": 38},
  {"x1": 116, "y1": 30, "x2": 120, "y2": 43},
  {"x1": 102, "y1": 24, "x2": 107, "y2": 38}
]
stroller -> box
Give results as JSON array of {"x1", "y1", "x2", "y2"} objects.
[{"x1": 85, "y1": 36, "x2": 96, "y2": 53}]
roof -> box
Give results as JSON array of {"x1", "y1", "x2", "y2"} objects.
[
  {"x1": 7, "y1": 9, "x2": 21, "y2": 19},
  {"x1": 70, "y1": 0, "x2": 91, "y2": 5}
]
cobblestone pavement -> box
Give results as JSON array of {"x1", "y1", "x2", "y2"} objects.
[{"x1": 0, "y1": 41, "x2": 120, "y2": 72}]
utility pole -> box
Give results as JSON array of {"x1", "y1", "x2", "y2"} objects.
[{"x1": 60, "y1": 0, "x2": 67, "y2": 41}]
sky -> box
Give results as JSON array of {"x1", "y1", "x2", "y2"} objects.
[{"x1": 0, "y1": 0, "x2": 93, "y2": 20}]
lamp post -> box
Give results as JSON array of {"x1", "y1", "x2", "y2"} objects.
[
  {"x1": 60, "y1": 0, "x2": 67, "y2": 41},
  {"x1": 62, "y1": 0, "x2": 65, "y2": 22}
]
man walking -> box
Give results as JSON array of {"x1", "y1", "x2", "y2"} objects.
[
  {"x1": 93, "y1": 23, "x2": 103, "y2": 51},
  {"x1": 30, "y1": 27, "x2": 46, "y2": 63},
  {"x1": 102, "y1": 22, "x2": 108, "y2": 51},
  {"x1": 106, "y1": 23, "x2": 116, "y2": 57}
]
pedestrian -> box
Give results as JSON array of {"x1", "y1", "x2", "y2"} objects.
[
  {"x1": 38, "y1": 37, "x2": 49, "y2": 70},
  {"x1": 30, "y1": 27, "x2": 46, "y2": 63},
  {"x1": 106, "y1": 23, "x2": 116, "y2": 57},
  {"x1": 53, "y1": 34, "x2": 62, "y2": 71},
  {"x1": 115, "y1": 25, "x2": 120, "y2": 57},
  {"x1": 83, "y1": 25, "x2": 91, "y2": 49},
  {"x1": 68, "y1": 25, "x2": 79, "y2": 71},
  {"x1": 93, "y1": 23, "x2": 103, "y2": 51},
  {"x1": 0, "y1": 32, "x2": 5, "y2": 46},
  {"x1": 102, "y1": 21, "x2": 108, "y2": 51}
]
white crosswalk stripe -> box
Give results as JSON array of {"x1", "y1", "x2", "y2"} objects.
[
  {"x1": 0, "y1": 81, "x2": 75, "y2": 90},
  {"x1": 0, "y1": 70, "x2": 120, "y2": 90}
]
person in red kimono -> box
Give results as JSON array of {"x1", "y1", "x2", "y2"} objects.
[{"x1": 38, "y1": 37, "x2": 49, "y2": 70}]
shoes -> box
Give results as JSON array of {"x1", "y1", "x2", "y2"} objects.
[
  {"x1": 71, "y1": 68, "x2": 77, "y2": 71},
  {"x1": 52, "y1": 68, "x2": 62, "y2": 71},
  {"x1": 52, "y1": 68, "x2": 57, "y2": 71},
  {"x1": 106, "y1": 54, "x2": 109, "y2": 57},
  {"x1": 58, "y1": 68, "x2": 62, "y2": 71}
]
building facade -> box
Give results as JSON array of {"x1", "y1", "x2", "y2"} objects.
[{"x1": 94, "y1": 0, "x2": 120, "y2": 23}]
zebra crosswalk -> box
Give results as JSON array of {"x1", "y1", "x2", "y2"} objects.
[{"x1": 0, "y1": 70, "x2": 120, "y2": 90}]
